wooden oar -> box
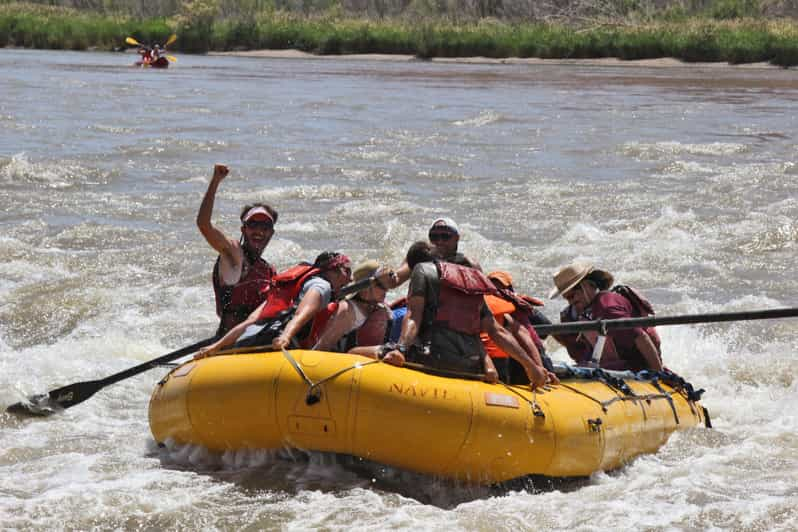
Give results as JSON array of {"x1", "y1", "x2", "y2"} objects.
[
  {"x1": 532, "y1": 307, "x2": 798, "y2": 336},
  {"x1": 6, "y1": 337, "x2": 216, "y2": 418}
]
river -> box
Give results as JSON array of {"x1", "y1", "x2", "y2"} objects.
[{"x1": 1, "y1": 48, "x2": 797, "y2": 530}]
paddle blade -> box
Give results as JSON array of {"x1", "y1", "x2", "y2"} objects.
[
  {"x1": 6, "y1": 394, "x2": 60, "y2": 417},
  {"x1": 126, "y1": 37, "x2": 141, "y2": 46},
  {"x1": 6, "y1": 380, "x2": 101, "y2": 418},
  {"x1": 165, "y1": 33, "x2": 177, "y2": 46},
  {"x1": 166, "y1": 55, "x2": 177, "y2": 62}
]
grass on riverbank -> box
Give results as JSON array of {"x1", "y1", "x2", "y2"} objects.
[{"x1": 2, "y1": 3, "x2": 797, "y2": 66}]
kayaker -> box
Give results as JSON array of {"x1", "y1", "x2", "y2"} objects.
[
  {"x1": 195, "y1": 252, "x2": 352, "y2": 358},
  {"x1": 389, "y1": 217, "x2": 481, "y2": 289},
  {"x1": 196, "y1": 164, "x2": 278, "y2": 336},
  {"x1": 137, "y1": 46, "x2": 152, "y2": 65},
  {"x1": 550, "y1": 262, "x2": 663, "y2": 372},
  {"x1": 482, "y1": 270, "x2": 559, "y2": 385},
  {"x1": 380, "y1": 241, "x2": 548, "y2": 388},
  {"x1": 314, "y1": 260, "x2": 394, "y2": 355}
]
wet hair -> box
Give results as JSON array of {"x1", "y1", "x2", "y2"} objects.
[
  {"x1": 313, "y1": 251, "x2": 347, "y2": 270},
  {"x1": 585, "y1": 270, "x2": 612, "y2": 291},
  {"x1": 406, "y1": 241, "x2": 434, "y2": 270},
  {"x1": 239, "y1": 202, "x2": 278, "y2": 224}
]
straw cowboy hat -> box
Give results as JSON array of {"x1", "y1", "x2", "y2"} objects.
[
  {"x1": 549, "y1": 262, "x2": 614, "y2": 299},
  {"x1": 347, "y1": 259, "x2": 382, "y2": 299}
]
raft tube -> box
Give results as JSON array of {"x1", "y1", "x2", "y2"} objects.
[{"x1": 148, "y1": 350, "x2": 707, "y2": 484}]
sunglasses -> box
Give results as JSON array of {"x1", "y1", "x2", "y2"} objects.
[
  {"x1": 429, "y1": 232, "x2": 454, "y2": 242},
  {"x1": 244, "y1": 220, "x2": 274, "y2": 231}
]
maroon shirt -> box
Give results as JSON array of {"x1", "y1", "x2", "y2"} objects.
[{"x1": 557, "y1": 291, "x2": 660, "y2": 371}]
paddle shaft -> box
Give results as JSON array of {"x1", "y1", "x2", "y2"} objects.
[
  {"x1": 336, "y1": 274, "x2": 383, "y2": 300},
  {"x1": 10, "y1": 336, "x2": 216, "y2": 413},
  {"x1": 532, "y1": 307, "x2": 798, "y2": 336}
]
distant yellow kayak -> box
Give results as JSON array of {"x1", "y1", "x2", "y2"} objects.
[{"x1": 148, "y1": 350, "x2": 708, "y2": 484}]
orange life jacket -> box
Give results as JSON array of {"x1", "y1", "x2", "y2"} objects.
[{"x1": 480, "y1": 295, "x2": 516, "y2": 359}]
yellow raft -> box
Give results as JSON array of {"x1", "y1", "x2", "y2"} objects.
[{"x1": 149, "y1": 350, "x2": 708, "y2": 484}]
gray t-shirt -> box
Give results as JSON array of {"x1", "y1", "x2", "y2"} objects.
[{"x1": 298, "y1": 276, "x2": 333, "y2": 307}]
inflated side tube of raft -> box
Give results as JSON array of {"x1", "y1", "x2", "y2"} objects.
[{"x1": 149, "y1": 350, "x2": 708, "y2": 484}]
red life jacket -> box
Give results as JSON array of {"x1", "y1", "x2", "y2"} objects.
[
  {"x1": 353, "y1": 303, "x2": 392, "y2": 346},
  {"x1": 256, "y1": 263, "x2": 320, "y2": 321},
  {"x1": 480, "y1": 295, "x2": 516, "y2": 359},
  {"x1": 313, "y1": 300, "x2": 392, "y2": 352},
  {"x1": 213, "y1": 255, "x2": 276, "y2": 335},
  {"x1": 432, "y1": 262, "x2": 497, "y2": 335},
  {"x1": 255, "y1": 263, "x2": 336, "y2": 348}
]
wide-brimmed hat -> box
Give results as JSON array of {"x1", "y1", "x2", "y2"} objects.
[
  {"x1": 549, "y1": 262, "x2": 613, "y2": 299},
  {"x1": 347, "y1": 260, "x2": 382, "y2": 299}
]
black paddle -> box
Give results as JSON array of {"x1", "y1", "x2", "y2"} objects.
[
  {"x1": 532, "y1": 307, "x2": 798, "y2": 336},
  {"x1": 5, "y1": 274, "x2": 385, "y2": 418},
  {"x1": 6, "y1": 336, "x2": 216, "y2": 418}
]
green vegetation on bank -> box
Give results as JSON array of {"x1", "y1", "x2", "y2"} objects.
[{"x1": 1, "y1": 1, "x2": 797, "y2": 65}]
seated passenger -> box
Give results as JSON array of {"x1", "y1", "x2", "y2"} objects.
[
  {"x1": 381, "y1": 242, "x2": 547, "y2": 388},
  {"x1": 550, "y1": 262, "x2": 662, "y2": 372},
  {"x1": 389, "y1": 217, "x2": 481, "y2": 288},
  {"x1": 195, "y1": 252, "x2": 352, "y2": 358},
  {"x1": 481, "y1": 270, "x2": 558, "y2": 385},
  {"x1": 313, "y1": 260, "x2": 393, "y2": 354}
]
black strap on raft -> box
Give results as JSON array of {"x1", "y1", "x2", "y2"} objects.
[
  {"x1": 279, "y1": 348, "x2": 381, "y2": 406},
  {"x1": 554, "y1": 365, "x2": 708, "y2": 425},
  {"x1": 280, "y1": 348, "x2": 322, "y2": 405},
  {"x1": 650, "y1": 377, "x2": 680, "y2": 425}
]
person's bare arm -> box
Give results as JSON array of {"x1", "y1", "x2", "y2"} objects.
[
  {"x1": 273, "y1": 289, "x2": 323, "y2": 350},
  {"x1": 483, "y1": 355, "x2": 499, "y2": 384},
  {"x1": 505, "y1": 315, "x2": 559, "y2": 384},
  {"x1": 197, "y1": 164, "x2": 238, "y2": 260},
  {"x1": 195, "y1": 299, "x2": 266, "y2": 358},
  {"x1": 635, "y1": 334, "x2": 663, "y2": 371},
  {"x1": 381, "y1": 294, "x2": 424, "y2": 366},
  {"x1": 485, "y1": 316, "x2": 546, "y2": 389},
  {"x1": 389, "y1": 261, "x2": 411, "y2": 288},
  {"x1": 313, "y1": 301, "x2": 355, "y2": 351}
]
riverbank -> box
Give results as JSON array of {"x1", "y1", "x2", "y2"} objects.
[
  {"x1": 210, "y1": 48, "x2": 783, "y2": 69},
  {"x1": 2, "y1": 3, "x2": 798, "y2": 66}
]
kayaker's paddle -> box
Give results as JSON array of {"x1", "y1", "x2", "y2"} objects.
[
  {"x1": 6, "y1": 336, "x2": 216, "y2": 418},
  {"x1": 165, "y1": 55, "x2": 178, "y2": 63},
  {"x1": 533, "y1": 307, "x2": 798, "y2": 336},
  {"x1": 125, "y1": 36, "x2": 142, "y2": 47},
  {"x1": 165, "y1": 33, "x2": 177, "y2": 47}
]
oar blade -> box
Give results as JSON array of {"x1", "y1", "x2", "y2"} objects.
[
  {"x1": 125, "y1": 37, "x2": 141, "y2": 46},
  {"x1": 165, "y1": 33, "x2": 177, "y2": 46},
  {"x1": 166, "y1": 55, "x2": 177, "y2": 63},
  {"x1": 6, "y1": 380, "x2": 101, "y2": 418},
  {"x1": 6, "y1": 394, "x2": 61, "y2": 418}
]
